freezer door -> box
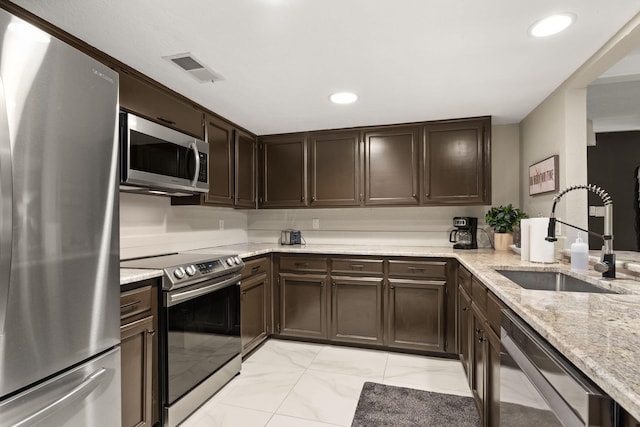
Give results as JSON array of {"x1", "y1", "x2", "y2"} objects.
[
  {"x1": 0, "y1": 347, "x2": 121, "y2": 427},
  {"x1": 0, "y1": 9, "x2": 120, "y2": 397}
]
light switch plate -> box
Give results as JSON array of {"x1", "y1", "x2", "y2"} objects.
[{"x1": 312, "y1": 218, "x2": 320, "y2": 229}]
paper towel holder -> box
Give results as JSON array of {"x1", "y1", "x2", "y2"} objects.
[{"x1": 545, "y1": 184, "x2": 615, "y2": 278}]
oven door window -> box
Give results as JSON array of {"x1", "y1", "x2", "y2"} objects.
[{"x1": 165, "y1": 283, "x2": 240, "y2": 404}]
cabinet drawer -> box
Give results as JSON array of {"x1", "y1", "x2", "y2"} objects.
[
  {"x1": 471, "y1": 277, "x2": 487, "y2": 312},
  {"x1": 120, "y1": 285, "x2": 152, "y2": 324},
  {"x1": 487, "y1": 292, "x2": 503, "y2": 334},
  {"x1": 279, "y1": 256, "x2": 328, "y2": 273},
  {"x1": 388, "y1": 260, "x2": 446, "y2": 278},
  {"x1": 331, "y1": 258, "x2": 383, "y2": 276},
  {"x1": 242, "y1": 257, "x2": 270, "y2": 279},
  {"x1": 458, "y1": 265, "x2": 472, "y2": 293}
]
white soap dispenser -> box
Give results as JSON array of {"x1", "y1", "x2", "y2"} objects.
[{"x1": 570, "y1": 232, "x2": 589, "y2": 271}]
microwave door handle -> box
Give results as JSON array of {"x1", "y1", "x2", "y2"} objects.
[{"x1": 189, "y1": 142, "x2": 200, "y2": 187}]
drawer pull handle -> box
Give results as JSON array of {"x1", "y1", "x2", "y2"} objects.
[
  {"x1": 295, "y1": 262, "x2": 309, "y2": 267},
  {"x1": 251, "y1": 266, "x2": 261, "y2": 272},
  {"x1": 147, "y1": 329, "x2": 156, "y2": 336},
  {"x1": 157, "y1": 117, "x2": 176, "y2": 126},
  {"x1": 120, "y1": 300, "x2": 141, "y2": 313},
  {"x1": 408, "y1": 266, "x2": 425, "y2": 271},
  {"x1": 350, "y1": 264, "x2": 364, "y2": 270}
]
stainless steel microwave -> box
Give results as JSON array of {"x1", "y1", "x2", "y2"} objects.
[{"x1": 119, "y1": 111, "x2": 209, "y2": 196}]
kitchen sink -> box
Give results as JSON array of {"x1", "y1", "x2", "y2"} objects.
[{"x1": 495, "y1": 270, "x2": 618, "y2": 294}]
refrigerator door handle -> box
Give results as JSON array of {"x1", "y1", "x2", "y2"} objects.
[
  {"x1": 11, "y1": 368, "x2": 107, "y2": 427},
  {"x1": 0, "y1": 75, "x2": 13, "y2": 337}
]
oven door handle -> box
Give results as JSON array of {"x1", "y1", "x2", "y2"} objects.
[{"x1": 167, "y1": 274, "x2": 240, "y2": 307}]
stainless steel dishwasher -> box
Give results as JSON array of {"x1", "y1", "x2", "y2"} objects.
[{"x1": 500, "y1": 309, "x2": 615, "y2": 427}]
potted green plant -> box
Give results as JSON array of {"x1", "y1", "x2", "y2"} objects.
[{"x1": 485, "y1": 204, "x2": 527, "y2": 251}]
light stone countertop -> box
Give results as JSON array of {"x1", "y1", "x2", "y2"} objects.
[
  {"x1": 123, "y1": 243, "x2": 640, "y2": 420},
  {"x1": 120, "y1": 268, "x2": 163, "y2": 285}
]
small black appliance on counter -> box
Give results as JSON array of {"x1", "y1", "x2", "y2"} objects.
[{"x1": 449, "y1": 217, "x2": 478, "y2": 249}]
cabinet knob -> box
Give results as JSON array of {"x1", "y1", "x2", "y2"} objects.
[
  {"x1": 311, "y1": 196, "x2": 316, "y2": 202},
  {"x1": 425, "y1": 193, "x2": 430, "y2": 198},
  {"x1": 301, "y1": 195, "x2": 305, "y2": 202},
  {"x1": 412, "y1": 193, "x2": 417, "y2": 198},
  {"x1": 147, "y1": 329, "x2": 156, "y2": 336},
  {"x1": 478, "y1": 337, "x2": 486, "y2": 343},
  {"x1": 475, "y1": 328, "x2": 482, "y2": 334},
  {"x1": 462, "y1": 307, "x2": 469, "y2": 312},
  {"x1": 332, "y1": 282, "x2": 336, "y2": 288}
]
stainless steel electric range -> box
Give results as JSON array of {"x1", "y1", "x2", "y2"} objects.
[{"x1": 121, "y1": 253, "x2": 245, "y2": 426}]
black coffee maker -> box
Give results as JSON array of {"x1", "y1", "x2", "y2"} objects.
[{"x1": 449, "y1": 217, "x2": 478, "y2": 249}]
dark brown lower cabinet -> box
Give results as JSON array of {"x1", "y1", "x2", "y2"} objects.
[
  {"x1": 621, "y1": 408, "x2": 640, "y2": 426},
  {"x1": 458, "y1": 285, "x2": 472, "y2": 378},
  {"x1": 241, "y1": 272, "x2": 269, "y2": 354},
  {"x1": 386, "y1": 279, "x2": 445, "y2": 352},
  {"x1": 459, "y1": 270, "x2": 501, "y2": 427},
  {"x1": 278, "y1": 273, "x2": 328, "y2": 339},
  {"x1": 329, "y1": 276, "x2": 384, "y2": 345},
  {"x1": 121, "y1": 315, "x2": 154, "y2": 427}
]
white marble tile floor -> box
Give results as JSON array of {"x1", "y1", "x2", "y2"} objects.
[{"x1": 181, "y1": 339, "x2": 472, "y2": 427}]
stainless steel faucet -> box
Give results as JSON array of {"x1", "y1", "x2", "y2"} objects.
[{"x1": 545, "y1": 184, "x2": 615, "y2": 278}]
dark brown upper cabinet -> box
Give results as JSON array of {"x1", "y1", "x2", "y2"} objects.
[
  {"x1": 204, "y1": 116, "x2": 235, "y2": 206},
  {"x1": 309, "y1": 131, "x2": 361, "y2": 207},
  {"x1": 260, "y1": 134, "x2": 308, "y2": 208},
  {"x1": 422, "y1": 117, "x2": 491, "y2": 205},
  {"x1": 119, "y1": 70, "x2": 204, "y2": 139},
  {"x1": 235, "y1": 130, "x2": 257, "y2": 208},
  {"x1": 363, "y1": 126, "x2": 420, "y2": 206}
]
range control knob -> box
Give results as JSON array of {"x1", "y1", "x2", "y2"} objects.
[
  {"x1": 234, "y1": 256, "x2": 241, "y2": 265},
  {"x1": 173, "y1": 267, "x2": 186, "y2": 280},
  {"x1": 226, "y1": 257, "x2": 234, "y2": 266},
  {"x1": 185, "y1": 265, "x2": 197, "y2": 276}
]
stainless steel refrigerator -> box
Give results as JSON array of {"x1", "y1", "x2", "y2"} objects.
[{"x1": 0, "y1": 8, "x2": 121, "y2": 426}]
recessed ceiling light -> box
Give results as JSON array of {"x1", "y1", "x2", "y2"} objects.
[
  {"x1": 529, "y1": 13, "x2": 576, "y2": 38},
  {"x1": 330, "y1": 92, "x2": 358, "y2": 104}
]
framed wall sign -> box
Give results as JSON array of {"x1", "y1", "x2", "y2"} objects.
[{"x1": 529, "y1": 155, "x2": 559, "y2": 195}]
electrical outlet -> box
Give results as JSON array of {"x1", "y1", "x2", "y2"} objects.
[
  {"x1": 219, "y1": 219, "x2": 224, "y2": 230},
  {"x1": 312, "y1": 218, "x2": 320, "y2": 229}
]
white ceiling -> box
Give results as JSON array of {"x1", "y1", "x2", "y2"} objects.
[{"x1": 11, "y1": 0, "x2": 640, "y2": 135}]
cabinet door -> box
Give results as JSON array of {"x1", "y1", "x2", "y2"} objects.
[
  {"x1": 363, "y1": 126, "x2": 420, "y2": 205},
  {"x1": 241, "y1": 272, "x2": 269, "y2": 354},
  {"x1": 422, "y1": 118, "x2": 491, "y2": 205},
  {"x1": 330, "y1": 276, "x2": 384, "y2": 345},
  {"x1": 485, "y1": 326, "x2": 500, "y2": 427},
  {"x1": 121, "y1": 316, "x2": 154, "y2": 427},
  {"x1": 458, "y1": 285, "x2": 472, "y2": 379},
  {"x1": 386, "y1": 279, "x2": 445, "y2": 351},
  {"x1": 471, "y1": 303, "x2": 486, "y2": 420},
  {"x1": 260, "y1": 135, "x2": 308, "y2": 207},
  {"x1": 309, "y1": 131, "x2": 361, "y2": 206},
  {"x1": 235, "y1": 130, "x2": 257, "y2": 208},
  {"x1": 119, "y1": 70, "x2": 204, "y2": 138},
  {"x1": 278, "y1": 273, "x2": 327, "y2": 338},
  {"x1": 205, "y1": 116, "x2": 234, "y2": 206}
]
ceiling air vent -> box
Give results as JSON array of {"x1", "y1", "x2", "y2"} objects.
[{"x1": 162, "y1": 53, "x2": 224, "y2": 83}]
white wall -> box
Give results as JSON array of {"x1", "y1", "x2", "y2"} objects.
[
  {"x1": 520, "y1": 12, "x2": 640, "y2": 248},
  {"x1": 247, "y1": 124, "x2": 521, "y2": 247},
  {"x1": 120, "y1": 193, "x2": 248, "y2": 259}
]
